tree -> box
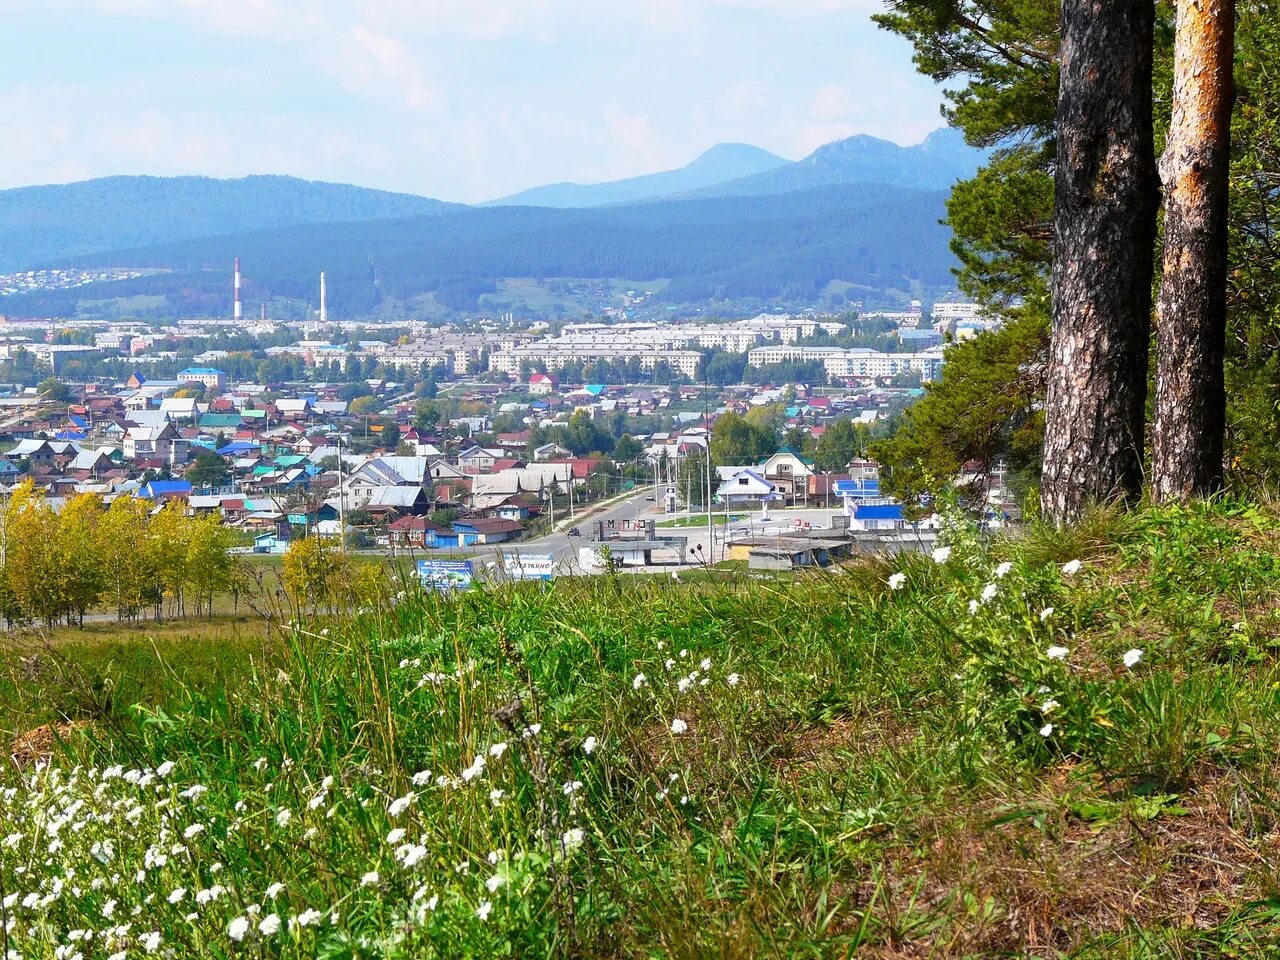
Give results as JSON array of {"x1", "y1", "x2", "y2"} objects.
[
  {"x1": 613, "y1": 434, "x2": 643, "y2": 463},
  {"x1": 379, "y1": 418, "x2": 401, "y2": 451},
  {"x1": 412, "y1": 401, "x2": 440, "y2": 434},
  {"x1": 871, "y1": 316, "x2": 1048, "y2": 507},
  {"x1": 5, "y1": 482, "x2": 63, "y2": 625},
  {"x1": 560, "y1": 410, "x2": 611, "y2": 456},
  {"x1": 98, "y1": 495, "x2": 156, "y2": 621},
  {"x1": 1152, "y1": 0, "x2": 1237, "y2": 499},
  {"x1": 37, "y1": 378, "x2": 73, "y2": 403},
  {"x1": 53, "y1": 494, "x2": 105, "y2": 626},
  {"x1": 814, "y1": 419, "x2": 865, "y2": 472},
  {"x1": 183, "y1": 515, "x2": 233, "y2": 617},
  {"x1": 350, "y1": 395, "x2": 379, "y2": 416},
  {"x1": 710, "y1": 412, "x2": 777, "y2": 466},
  {"x1": 186, "y1": 452, "x2": 231, "y2": 490},
  {"x1": 1040, "y1": 0, "x2": 1158, "y2": 525}
]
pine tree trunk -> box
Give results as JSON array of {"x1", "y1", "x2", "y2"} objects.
[
  {"x1": 1152, "y1": 0, "x2": 1235, "y2": 499},
  {"x1": 1041, "y1": 0, "x2": 1159, "y2": 525}
]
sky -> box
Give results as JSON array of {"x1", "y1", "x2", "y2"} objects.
[{"x1": 0, "y1": 0, "x2": 946, "y2": 204}]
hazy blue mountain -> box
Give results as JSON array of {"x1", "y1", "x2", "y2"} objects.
[
  {"x1": 9, "y1": 183, "x2": 955, "y2": 319},
  {"x1": 0, "y1": 175, "x2": 461, "y2": 272},
  {"x1": 486, "y1": 143, "x2": 791, "y2": 208},
  {"x1": 676, "y1": 128, "x2": 987, "y2": 199}
]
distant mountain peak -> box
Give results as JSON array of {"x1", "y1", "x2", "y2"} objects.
[{"x1": 486, "y1": 142, "x2": 790, "y2": 209}]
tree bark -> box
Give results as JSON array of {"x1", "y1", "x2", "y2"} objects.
[
  {"x1": 1152, "y1": 0, "x2": 1235, "y2": 499},
  {"x1": 1041, "y1": 0, "x2": 1159, "y2": 525}
]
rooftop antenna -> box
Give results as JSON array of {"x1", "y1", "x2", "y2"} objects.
[{"x1": 233, "y1": 257, "x2": 243, "y2": 322}]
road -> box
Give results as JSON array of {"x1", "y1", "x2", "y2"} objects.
[{"x1": 516, "y1": 488, "x2": 667, "y2": 568}]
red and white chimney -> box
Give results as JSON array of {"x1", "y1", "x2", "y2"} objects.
[{"x1": 233, "y1": 257, "x2": 243, "y2": 321}]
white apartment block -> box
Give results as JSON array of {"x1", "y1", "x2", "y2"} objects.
[
  {"x1": 746, "y1": 345, "x2": 946, "y2": 383},
  {"x1": 930, "y1": 301, "x2": 985, "y2": 321},
  {"x1": 490, "y1": 344, "x2": 702, "y2": 378}
]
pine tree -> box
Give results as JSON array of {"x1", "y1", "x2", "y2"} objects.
[
  {"x1": 1040, "y1": 0, "x2": 1158, "y2": 524},
  {"x1": 1152, "y1": 0, "x2": 1237, "y2": 498}
]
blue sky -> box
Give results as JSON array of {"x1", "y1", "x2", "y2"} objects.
[{"x1": 0, "y1": 1, "x2": 946, "y2": 203}]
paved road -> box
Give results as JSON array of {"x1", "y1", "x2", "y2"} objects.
[{"x1": 516, "y1": 488, "x2": 667, "y2": 568}]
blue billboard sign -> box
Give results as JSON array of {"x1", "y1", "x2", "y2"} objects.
[{"x1": 416, "y1": 559, "x2": 475, "y2": 592}]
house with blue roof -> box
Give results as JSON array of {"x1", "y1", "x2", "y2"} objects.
[{"x1": 139, "y1": 479, "x2": 193, "y2": 501}]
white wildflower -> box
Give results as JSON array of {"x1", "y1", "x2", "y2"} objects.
[
  {"x1": 670, "y1": 718, "x2": 688, "y2": 734},
  {"x1": 1039, "y1": 607, "x2": 1055, "y2": 621},
  {"x1": 995, "y1": 561, "x2": 1013, "y2": 578},
  {"x1": 1062, "y1": 559, "x2": 1082, "y2": 575},
  {"x1": 1039, "y1": 723, "x2": 1054, "y2": 737},
  {"x1": 888, "y1": 572, "x2": 906, "y2": 590},
  {"x1": 476, "y1": 900, "x2": 493, "y2": 921},
  {"x1": 931, "y1": 546, "x2": 952, "y2": 564},
  {"x1": 1046, "y1": 645, "x2": 1069, "y2": 661},
  {"x1": 632, "y1": 673, "x2": 648, "y2": 690},
  {"x1": 1122, "y1": 648, "x2": 1143, "y2": 669},
  {"x1": 582, "y1": 736, "x2": 598, "y2": 755},
  {"x1": 259, "y1": 913, "x2": 281, "y2": 937}
]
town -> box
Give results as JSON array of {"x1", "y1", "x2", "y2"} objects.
[{"x1": 0, "y1": 295, "x2": 1004, "y2": 598}]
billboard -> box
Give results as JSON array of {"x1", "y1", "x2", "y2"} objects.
[
  {"x1": 416, "y1": 559, "x2": 474, "y2": 592},
  {"x1": 501, "y1": 552, "x2": 557, "y2": 581}
]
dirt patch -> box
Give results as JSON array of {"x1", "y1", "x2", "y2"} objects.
[
  {"x1": 839, "y1": 771, "x2": 1280, "y2": 956},
  {"x1": 9, "y1": 720, "x2": 92, "y2": 767}
]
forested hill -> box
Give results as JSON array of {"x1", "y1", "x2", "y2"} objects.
[
  {"x1": 0, "y1": 175, "x2": 461, "y2": 272},
  {"x1": 16, "y1": 183, "x2": 954, "y2": 318}
]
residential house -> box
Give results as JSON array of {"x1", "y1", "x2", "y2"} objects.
[
  {"x1": 533, "y1": 442, "x2": 570, "y2": 462},
  {"x1": 715, "y1": 468, "x2": 776, "y2": 505},
  {"x1": 759, "y1": 448, "x2": 815, "y2": 503},
  {"x1": 387, "y1": 515, "x2": 449, "y2": 548},
  {"x1": 457, "y1": 445, "x2": 502, "y2": 474},
  {"x1": 364, "y1": 485, "x2": 431, "y2": 518},
  {"x1": 159, "y1": 397, "x2": 201, "y2": 422},
  {"x1": 124, "y1": 422, "x2": 186, "y2": 464},
  {"x1": 527, "y1": 373, "x2": 557, "y2": 395},
  {"x1": 451, "y1": 517, "x2": 524, "y2": 545}
]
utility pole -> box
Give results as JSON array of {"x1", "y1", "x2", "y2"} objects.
[
  {"x1": 703, "y1": 372, "x2": 713, "y2": 564},
  {"x1": 336, "y1": 438, "x2": 346, "y2": 555}
]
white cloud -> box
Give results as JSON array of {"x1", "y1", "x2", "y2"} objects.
[{"x1": 347, "y1": 26, "x2": 441, "y2": 111}]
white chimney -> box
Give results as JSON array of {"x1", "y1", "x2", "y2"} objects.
[{"x1": 319, "y1": 272, "x2": 327, "y2": 325}]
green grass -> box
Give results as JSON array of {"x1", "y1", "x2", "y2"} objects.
[
  {"x1": 655, "y1": 513, "x2": 744, "y2": 528},
  {"x1": 4, "y1": 499, "x2": 1280, "y2": 957}
]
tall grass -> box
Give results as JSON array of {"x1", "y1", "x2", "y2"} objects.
[{"x1": 3, "y1": 498, "x2": 1280, "y2": 957}]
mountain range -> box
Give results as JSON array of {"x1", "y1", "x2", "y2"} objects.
[
  {"x1": 0, "y1": 128, "x2": 988, "y2": 319},
  {"x1": 487, "y1": 143, "x2": 790, "y2": 208}
]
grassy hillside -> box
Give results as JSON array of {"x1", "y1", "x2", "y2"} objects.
[
  {"x1": 6, "y1": 184, "x2": 954, "y2": 319},
  {"x1": 4, "y1": 499, "x2": 1279, "y2": 957}
]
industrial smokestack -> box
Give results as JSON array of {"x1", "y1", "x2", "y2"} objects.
[
  {"x1": 233, "y1": 257, "x2": 243, "y2": 321},
  {"x1": 319, "y1": 272, "x2": 327, "y2": 325}
]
